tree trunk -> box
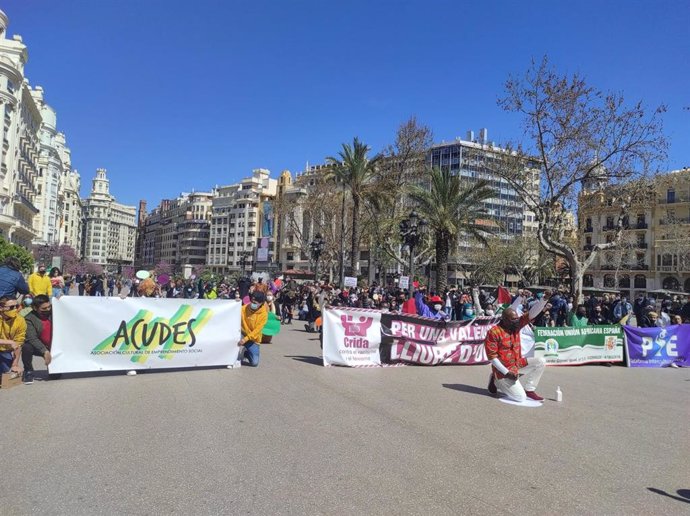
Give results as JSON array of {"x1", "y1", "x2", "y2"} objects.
[
  {"x1": 350, "y1": 197, "x2": 360, "y2": 277},
  {"x1": 569, "y1": 257, "x2": 584, "y2": 306},
  {"x1": 435, "y1": 232, "x2": 449, "y2": 293}
]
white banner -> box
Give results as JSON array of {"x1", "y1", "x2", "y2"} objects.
[
  {"x1": 343, "y1": 276, "x2": 358, "y2": 288},
  {"x1": 323, "y1": 307, "x2": 382, "y2": 367},
  {"x1": 51, "y1": 297, "x2": 242, "y2": 373},
  {"x1": 398, "y1": 276, "x2": 409, "y2": 289}
]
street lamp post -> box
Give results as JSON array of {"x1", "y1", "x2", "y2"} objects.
[
  {"x1": 399, "y1": 210, "x2": 423, "y2": 299},
  {"x1": 310, "y1": 233, "x2": 325, "y2": 283}
]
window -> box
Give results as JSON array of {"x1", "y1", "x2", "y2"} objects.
[
  {"x1": 583, "y1": 275, "x2": 593, "y2": 287},
  {"x1": 619, "y1": 276, "x2": 630, "y2": 288},
  {"x1": 634, "y1": 275, "x2": 646, "y2": 289},
  {"x1": 604, "y1": 274, "x2": 615, "y2": 288},
  {"x1": 667, "y1": 188, "x2": 675, "y2": 203}
]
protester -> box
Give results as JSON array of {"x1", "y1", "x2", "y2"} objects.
[
  {"x1": 548, "y1": 291, "x2": 568, "y2": 326},
  {"x1": 21, "y1": 294, "x2": 53, "y2": 384},
  {"x1": 613, "y1": 296, "x2": 632, "y2": 323},
  {"x1": 0, "y1": 256, "x2": 29, "y2": 299},
  {"x1": 637, "y1": 307, "x2": 657, "y2": 328},
  {"x1": 568, "y1": 305, "x2": 589, "y2": 327},
  {"x1": 138, "y1": 274, "x2": 157, "y2": 297},
  {"x1": 485, "y1": 293, "x2": 549, "y2": 402},
  {"x1": 63, "y1": 274, "x2": 72, "y2": 296},
  {"x1": 28, "y1": 264, "x2": 52, "y2": 297},
  {"x1": 75, "y1": 273, "x2": 86, "y2": 296},
  {"x1": 588, "y1": 305, "x2": 607, "y2": 325},
  {"x1": 49, "y1": 267, "x2": 65, "y2": 298},
  {"x1": 279, "y1": 288, "x2": 294, "y2": 324},
  {"x1": 0, "y1": 296, "x2": 26, "y2": 381},
  {"x1": 414, "y1": 292, "x2": 449, "y2": 320},
  {"x1": 238, "y1": 291, "x2": 268, "y2": 367}
]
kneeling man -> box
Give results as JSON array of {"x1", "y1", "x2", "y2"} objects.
[
  {"x1": 238, "y1": 291, "x2": 268, "y2": 367},
  {"x1": 485, "y1": 294, "x2": 549, "y2": 402}
]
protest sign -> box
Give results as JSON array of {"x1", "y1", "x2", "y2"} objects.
[
  {"x1": 623, "y1": 324, "x2": 690, "y2": 368},
  {"x1": 381, "y1": 313, "x2": 501, "y2": 365},
  {"x1": 343, "y1": 276, "x2": 358, "y2": 288},
  {"x1": 398, "y1": 276, "x2": 409, "y2": 289},
  {"x1": 533, "y1": 325, "x2": 624, "y2": 365},
  {"x1": 323, "y1": 307, "x2": 382, "y2": 367},
  {"x1": 51, "y1": 297, "x2": 242, "y2": 373}
]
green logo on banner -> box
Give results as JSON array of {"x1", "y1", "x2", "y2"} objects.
[{"x1": 91, "y1": 305, "x2": 213, "y2": 363}]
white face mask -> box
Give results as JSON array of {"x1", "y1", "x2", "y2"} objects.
[
  {"x1": 433, "y1": 304, "x2": 442, "y2": 311},
  {"x1": 486, "y1": 309, "x2": 495, "y2": 316},
  {"x1": 267, "y1": 295, "x2": 274, "y2": 301}
]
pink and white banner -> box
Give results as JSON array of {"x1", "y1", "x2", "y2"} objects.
[
  {"x1": 323, "y1": 308, "x2": 536, "y2": 367},
  {"x1": 322, "y1": 307, "x2": 382, "y2": 367}
]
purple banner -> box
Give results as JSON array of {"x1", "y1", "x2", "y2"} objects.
[{"x1": 623, "y1": 325, "x2": 690, "y2": 368}]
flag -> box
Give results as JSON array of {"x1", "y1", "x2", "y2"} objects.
[{"x1": 497, "y1": 285, "x2": 512, "y2": 305}]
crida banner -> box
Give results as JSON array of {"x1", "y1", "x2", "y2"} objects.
[
  {"x1": 50, "y1": 297, "x2": 242, "y2": 373},
  {"x1": 533, "y1": 325, "x2": 624, "y2": 365},
  {"x1": 623, "y1": 324, "x2": 690, "y2": 368},
  {"x1": 322, "y1": 307, "x2": 382, "y2": 367}
]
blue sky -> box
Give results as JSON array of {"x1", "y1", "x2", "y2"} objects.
[{"x1": 6, "y1": 0, "x2": 689, "y2": 208}]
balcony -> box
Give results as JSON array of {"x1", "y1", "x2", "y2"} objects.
[
  {"x1": 631, "y1": 264, "x2": 649, "y2": 270},
  {"x1": 13, "y1": 193, "x2": 39, "y2": 215},
  {"x1": 659, "y1": 218, "x2": 690, "y2": 225},
  {"x1": 602, "y1": 225, "x2": 616, "y2": 231},
  {"x1": 658, "y1": 195, "x2": 690, "y2": 204},
  {"x1": 584, "y1": 227, "x2": 593, "y2": 233},
  {"x1": 636, "y1": 242, "x2": 648, "y2": 249}
]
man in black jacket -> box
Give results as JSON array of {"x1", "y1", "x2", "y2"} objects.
[{"x1": 22, "y1": 294, "x2": 54, "y2": 383}]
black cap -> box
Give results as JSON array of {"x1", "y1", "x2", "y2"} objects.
[{"x1": 251, "y1": 291, "x2": 266, "y2": 303}]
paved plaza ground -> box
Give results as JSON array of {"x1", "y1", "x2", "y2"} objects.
[{"x1": 3, "y1": 323, "x2": 689, "y2": 515}]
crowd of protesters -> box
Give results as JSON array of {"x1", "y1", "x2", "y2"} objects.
[{"x1": 2, "y1": 253, "x2": 690, "y2": 384}]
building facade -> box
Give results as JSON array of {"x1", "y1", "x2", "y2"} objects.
[
  {"x1": 81, "y1": 169, "x2": 136, "y2": 269},
  {"x1": 58, "y1": 168, "x2": 82, "y2": 252},
  {"x1": 579, "y1": 168, "x2": 690, "y2": 297},
  {"x1": 0, "y1": 11, "x2": 41, "y2": 248},
  {"x1": 207, "y1": 168, "x2": 278, "y2": 274},
  {"x1": 139, "y1": 192, "x2": 213, "y2": 274},
  {"x1": 429, "y1": 129, "x2": 540, "y2": 242},
  {"x1": 30, "y1": 86, "x2": 74, "y2": 247}
]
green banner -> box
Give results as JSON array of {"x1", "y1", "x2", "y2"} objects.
[{"x1": 534, "y1": 325, "x2": 624, "y2": 365}]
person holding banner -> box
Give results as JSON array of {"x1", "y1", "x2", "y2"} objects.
[
  {"x1": 21, "y1": 294, "x2": 53, "y2": 384},
  {"x1": 239, "y1": 291, "x2": 268, "y2": 367},
  {"x1": 485, "y1": 293, "x2": 549, "y2": 402},
  {"x1": 0, "y1": 296, "x2": 27, "y2": 381}
]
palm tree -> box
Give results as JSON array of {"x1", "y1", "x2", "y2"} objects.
[
  {"x1": 326, "y1": 137, "x2": 381, "y2": 278},
  {"x1": 410, "y1": 167, "x2": 495, "y2": 292}
]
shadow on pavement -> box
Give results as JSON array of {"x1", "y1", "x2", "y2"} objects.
[
  {"x1": 50, "y1": 365, "x2": 229, "y2": 381},
  {"x1": 285, "y1": 355, "x2": 323, "y2": 367},
  {"x1": 442, "y1": 383, "x2": 493, "y2": 397},
  {"x1": 647, "y1": 488, "x2": 690, "y2": 504}
]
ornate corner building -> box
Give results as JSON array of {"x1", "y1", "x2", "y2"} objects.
[{"x1": 579, "y1": 168, "x2": 690, "y2": 296}]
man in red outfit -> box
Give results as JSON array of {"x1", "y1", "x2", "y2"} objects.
[{"x1": 484, "y1": 293, "x2": 549, "y2": 402}]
